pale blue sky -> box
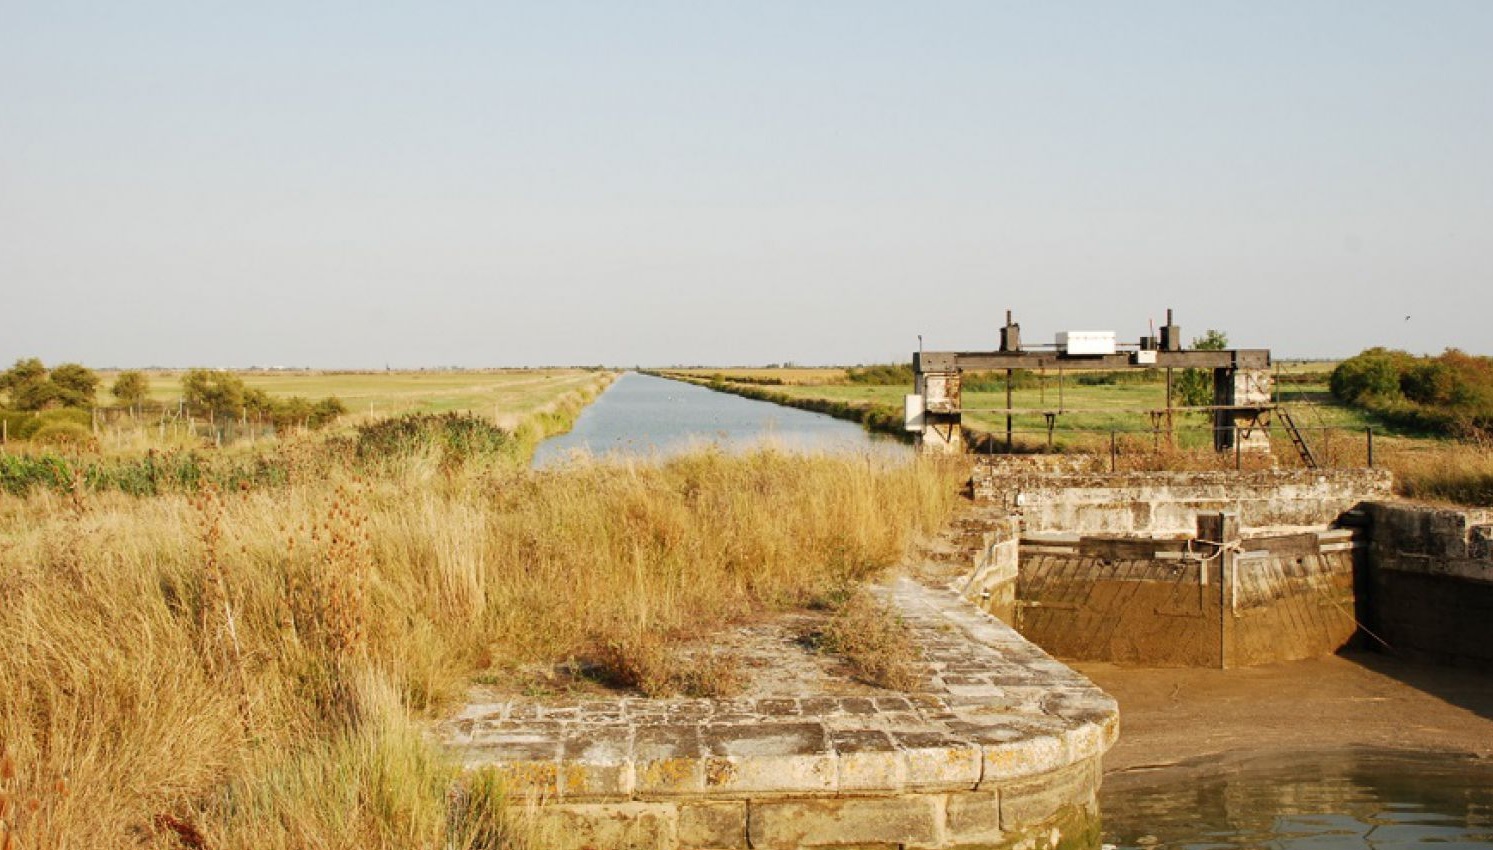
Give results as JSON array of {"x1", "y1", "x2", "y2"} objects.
[{"x1": 2, "y1": 2, "x2": 1490, "y2": 367}]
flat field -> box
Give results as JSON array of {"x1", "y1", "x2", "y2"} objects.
[
  {"x1": 666, "y1": 364, "x2": 1493, "y2": 500},
  {"x1": 102, "y1": 368, "x2": 608, "y2": 420},
  {"x1": 668, "y1": 363, "x2": 1381, "y2": 442}
]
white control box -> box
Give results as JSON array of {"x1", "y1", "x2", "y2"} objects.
[
  {"x1": 1056, "y1": 331, "x2": 1117, "y2": 356},
  {"x1": 903, "y1": 394, "x2": 926, "y2": 431}
]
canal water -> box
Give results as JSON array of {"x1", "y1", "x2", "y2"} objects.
[
  {"x1": 1103, "y1": 749, "x2": 1493, "y2": 850},
  {"x1": 532, "y1": 371, "x2": 907, "y2": 467}
]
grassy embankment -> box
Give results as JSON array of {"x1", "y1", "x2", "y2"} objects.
[
  {"x1": 0, "y1": 369, "x2": 967, "y2": 849},
  {"x1": 666, "y1": 364, "x2": 1493, "y2": 506},
  {"x1": 0, "y1": 371, "x2": 614, "y2": 497}
]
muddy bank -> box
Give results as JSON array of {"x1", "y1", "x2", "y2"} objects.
[{"x1": 1076, "y1": 651, "x2": 1493, "y2": 788}]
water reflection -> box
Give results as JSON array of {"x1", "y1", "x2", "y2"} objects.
[
  {"x1": 1103, "y1": 749, "x2": 1493, "y2": 850},
  {"x1": 533, "y1": 372, "x2": 909, "y2": 467}
]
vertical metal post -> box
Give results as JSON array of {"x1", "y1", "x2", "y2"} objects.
[
  {"x1": 1005, "y1": 369, "x2": 1013, "y2": 452},
  {"x1": 1165, "y1": 368, "x2": 1174, "y2": 448},
  {"x1": 1235, "y1": 425, "x2": 1242, "y2": 470},
  {"x1": 1109, "y1": 431, "x2": 1117, "y2": 472},
  {"x1": 1324, "y1": 427, "x2": 1331, "y2": 467},
  {"x1": 1366, "y1": 427, "x2": 1374, "y2": 468}
]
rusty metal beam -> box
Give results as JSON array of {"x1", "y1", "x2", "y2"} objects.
[{"x1": 914, "y1": 349, "x2": 1270, "y2": 372}]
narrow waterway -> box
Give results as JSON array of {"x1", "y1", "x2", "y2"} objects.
[
  {"x1": 1103, "y1": 749, "x2": 1493, "y2": 850},
  {"x1": 532, "y1": 371, "x2": 906, "y2": 467}
]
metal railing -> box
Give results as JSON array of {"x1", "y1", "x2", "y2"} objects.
[{"x1": 966, "y1": 423, "x2": 1378, "y2": 472}]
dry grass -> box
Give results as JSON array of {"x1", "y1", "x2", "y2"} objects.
[
  {"x1": 1384, "y1": 442, "x2": 1493, "y2": 506},
  {"x1": 0, "y1": 447, "x2": 965, "y2": 848},
  {"x1": 810, "y1": 590, "x2": 921, "y2": 691}
]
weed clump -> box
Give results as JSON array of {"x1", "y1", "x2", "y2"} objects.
[
  {"x1": 355, "y1": 412, "x2": 513, "y2": 468},
  {"x1": 810, "y1": 590, "x2": 921, "y2": 691}
]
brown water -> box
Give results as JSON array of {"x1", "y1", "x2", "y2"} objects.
[{"x1": 1102, "y1": 749, "x2": 1493, "y2": 850}]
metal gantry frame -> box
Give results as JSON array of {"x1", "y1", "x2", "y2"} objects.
[{"x1": 911, "y1": 310, "x2": 1279, "y2": 456}]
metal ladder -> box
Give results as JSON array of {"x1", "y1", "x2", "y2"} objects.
[{"x1": 1276, "y1": 407, "x2": 1319, "y2": 468}]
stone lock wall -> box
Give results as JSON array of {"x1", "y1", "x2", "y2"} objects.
[
  {"x1": 1363, "y1": 502, "x2": 1493, "y2": 668},
  {"x1": 971, "y1": 462, "x2": 1393, "y2": 536},
  {"x1": 1013, "y1": 527, "x2": 1361, "y2": 667},
  {"x1": 448, "y1": 578, "x2": 1119, "y2": 850}
]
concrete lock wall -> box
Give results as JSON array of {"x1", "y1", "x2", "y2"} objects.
[
  {"x1": 1012, "y1": 527, "x2": 1361, "y2": 667},
  {"x1": 1362, "y1": 502, "x2": 1493, "y2": 669},
  {"x1": 971, "y1": 462, "x2": 1393, "y2": 536}
]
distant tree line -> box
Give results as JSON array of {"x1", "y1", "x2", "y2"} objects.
[{"x1": 0, "y1": 358, "x2": 346, "y2": 442}]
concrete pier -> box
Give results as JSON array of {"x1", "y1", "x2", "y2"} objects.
[{"x1": 444, "y1": 578, "x2": 1117, "y2": 849}]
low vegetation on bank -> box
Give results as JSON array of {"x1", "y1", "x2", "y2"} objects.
[{"x1": 0, "y1": 373, "x2": 965, "y2": 848}]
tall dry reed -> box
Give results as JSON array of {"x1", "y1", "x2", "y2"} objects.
[{"x1": 0, "y1": 446, "x2": 964, "y2": 848}]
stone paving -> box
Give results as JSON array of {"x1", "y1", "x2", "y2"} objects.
[{"x1": 442, "y1": 573, "x2": 1119, "y2": 849}]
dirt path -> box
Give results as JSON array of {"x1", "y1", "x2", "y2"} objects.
[{"x1": 1075, "y1": 651, "x2": 1493, "y2": 785}]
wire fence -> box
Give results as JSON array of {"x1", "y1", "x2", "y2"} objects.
[{"x1": 965, "y1": 422, "x2": 1380, "y2": 472}]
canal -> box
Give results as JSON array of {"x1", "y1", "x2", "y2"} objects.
[
  {"x1": 1103, "y1": 749, "x2": 1493, "y2": 850},
  {"x1": 532, "y1": 370, "x2": 907, "y2": 467}
]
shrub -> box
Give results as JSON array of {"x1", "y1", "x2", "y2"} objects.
[
  {"x1": 1331, "y1": 348, "x2": 1410, "y2": 404},
  {"x1": 810, "y1": 590, "x2": 920, "y2": 691},
  {"x1": 846, "y1": 363, "x2": 915, "y2": 386},
  {"x1": 30, "y1": 421, "x2": 95, "y2": 448},
  {"x1": 1174, "y1": 330, "x2": 1228, "y2": 408},
  {"x1": 111, "y1": 370, "x2": 151, "y2": 409},
  {"x1": 0, "y1": 358, "x2": 99, "y2": 410},
  {"x1": 355, "y1": 413, "x2": 513, "y2": 466},
  {"x1": 1331, "y1": 348, "x2": 1493, "y2": 438},
  {"x1": 49, "y1": 363, "x2": 100, "y2": 408}
]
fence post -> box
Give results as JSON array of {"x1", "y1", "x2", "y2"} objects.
[
  {"x1": 1109, "y1": 431, "x2": 1117, "y2": 472},
  {"x1": 1235, "y1": 425, "x2": 1242, "y2": 470},
  {"x1": 1366, "y1": 427, "x2": 1374, "y2": 468}
]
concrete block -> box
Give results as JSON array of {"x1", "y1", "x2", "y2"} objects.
[
  {"x1": 677, "y1": 801, "x2": 747, "y2": 849},
  {"x1": 945, "y1": 789, "x2": 1003, "y2": 845},
  {"x1": 980, "y1": 731, "x2": 1068, "y2": 782},
  {"x1": 748, "y1": 796, "x2": 943, "y2": 849},
  {"x1": 699, "y1": 722, "x2": 836, "y2": 794},
  {"x1": 560, "y1": 727, "x2": 634, "y2": 799},
  {"x1": 634, "y1": 725, "x2": 704, "y2": 797},
  {"x1": 530, "y1": 801, "x2": 679, "y2": 850},
  {"x1": 893, "y1": 729, "x2": 982, "y2": 789},
  {"x1": 997, "y1": 759, "x2": 1099, "y2": 828},
  {"x1": 831, "y1": 729, "x2": 906, "y2": 792}
]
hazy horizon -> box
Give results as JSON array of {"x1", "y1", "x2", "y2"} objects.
[{"x1": 4, "y1": 2, "x2": 1490, "y2": 369}]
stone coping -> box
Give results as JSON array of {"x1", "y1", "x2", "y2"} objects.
[{"x1": 442, "y1": 578, "x2": 1118, "y2": 803}]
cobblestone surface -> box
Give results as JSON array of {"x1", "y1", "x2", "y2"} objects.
[{"x1": 442, "y1": 577, "x2": 1118, "y2": 802}]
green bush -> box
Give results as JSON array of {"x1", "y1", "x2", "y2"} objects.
[
  {"x1": 1331, "y1": 348, "x2": 1493, "y2": 438},
  {"x1": 31, "y1": 421, "x2": 95, "y2": 448},
  {"x1": 355, "y1": 413, "x2": 513, "y2": 466},
  {"x1": 1330, "y1": 348, "x2": 1409, "y2": 404},
  {"x1": 0, "y1": 453, "x2": 73, "y2": 495},
  {"x1": 846, "y1": 363, "x2": 915, "y2": 385},
  {"x1": 0, "y1": 408, "x2": 91, "y2": 441}
]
